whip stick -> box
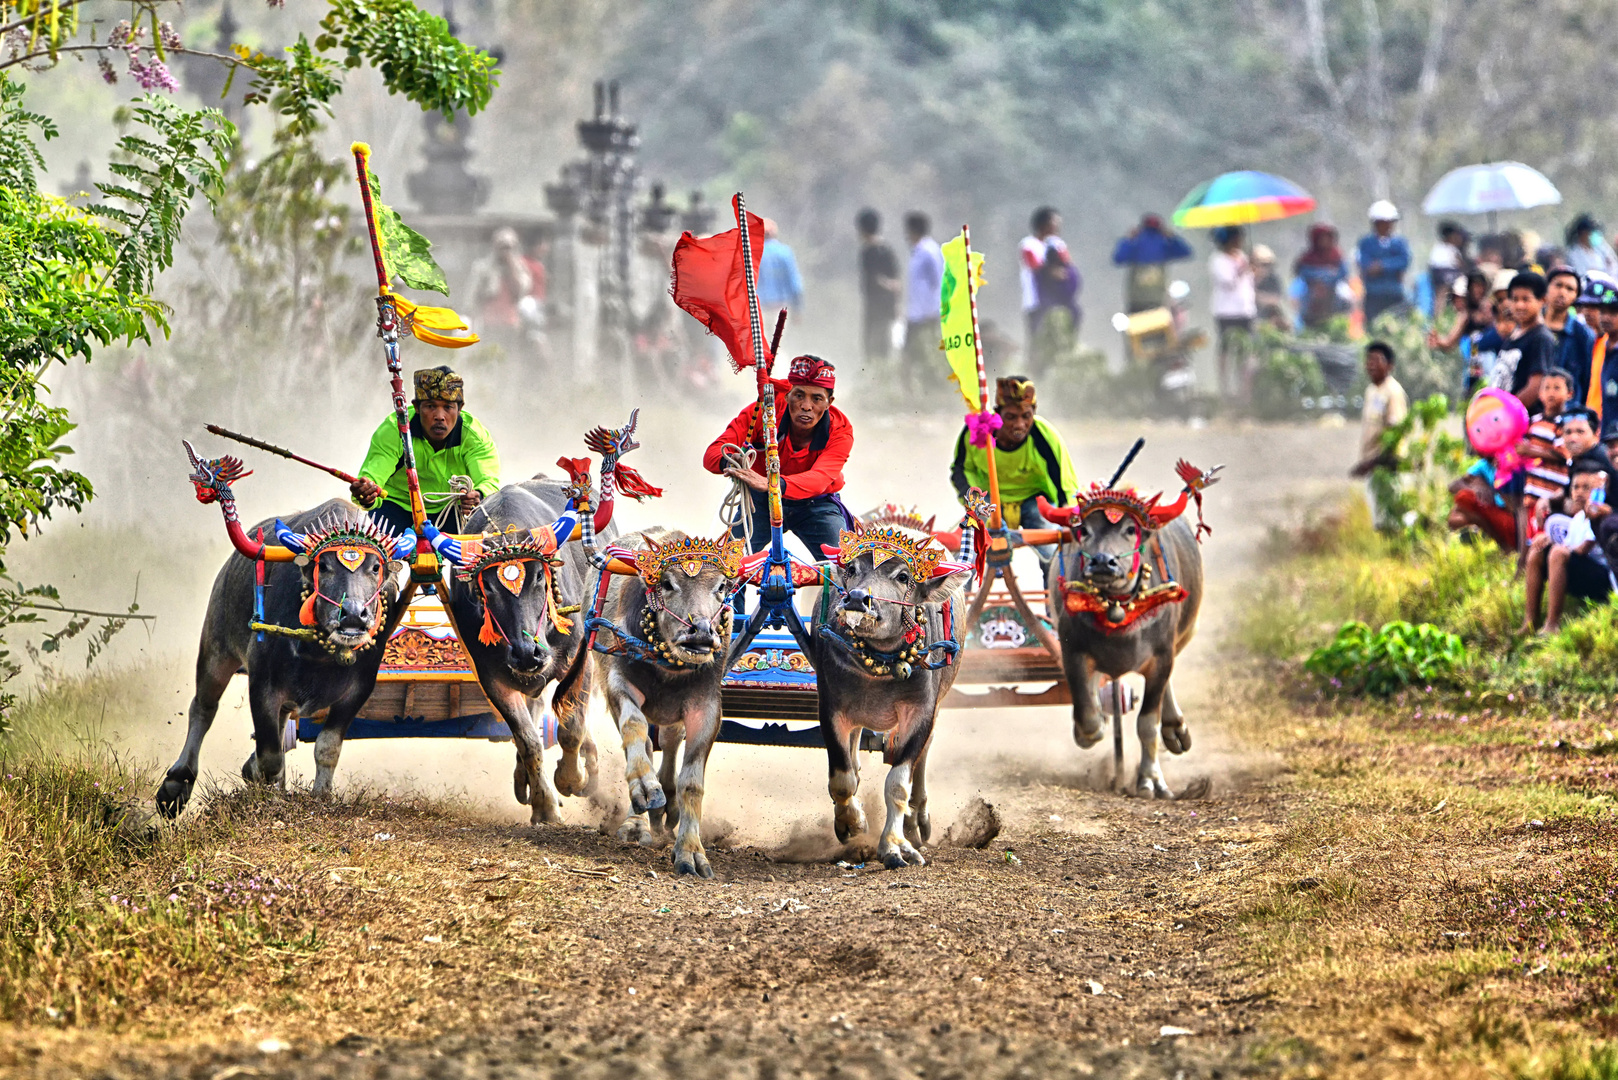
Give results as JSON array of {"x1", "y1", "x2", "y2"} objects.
[
  {"x1": 205, "y1": 424, "x2": 359, "y2": 485},
  {"x1": 736, "y1": 193, "x2": 785, "y2": 555},
  {"x1": 353, "y1": 142, "x2": 435, "y2": 579},
  {"x1": 1107, "y1": 437, "x2": 1146, "y2": 489},
  {"x1": 961, "y1": 225, "x2": 1000, "y2": 529}
]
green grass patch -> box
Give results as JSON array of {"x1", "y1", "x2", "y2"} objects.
[{"x1": 1242, "y1": 497, "x2": 1618, "y2": 703}]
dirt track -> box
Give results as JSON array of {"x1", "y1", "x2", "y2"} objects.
[{"x1": 1, "y1": 418, "x2": 1358, "y2": 1078}]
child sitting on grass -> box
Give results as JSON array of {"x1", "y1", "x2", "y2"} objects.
[
  {"x1": 1520, "y1": 368, "x2": 1575, "y2": 532},
  {"x1": 1530, "y1": 406, "x2": 1610, "y2": 530},
  {"x1": 1521, "y1": 459, "x2": 1614, "y2": 635},
  {"x1": 1449, "y1": 457, "x2": 1519, "y2": 550}
]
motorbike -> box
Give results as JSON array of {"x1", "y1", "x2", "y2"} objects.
[{"x1": 1110, "y1": 279, "x2": 1209, "y2": 417}]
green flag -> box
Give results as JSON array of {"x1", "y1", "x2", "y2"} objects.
[{"x1": 939, "y1": 235, "x2": 986, "y2": 411}]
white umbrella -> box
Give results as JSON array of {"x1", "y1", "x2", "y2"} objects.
[{"x1": 1421, "y1": 161, "x2": 1562, "y2": 231}]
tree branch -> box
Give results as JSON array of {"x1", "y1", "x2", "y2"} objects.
[
  {"x1": 5, "y1": 599, "x2": 155, "y2": 621},
  {"x1": 1302, "y1": 0, "x2": 1347, "y2": 113},
  {"x1": 0, "y1": 41, "x2": 247, "y2": 73}
]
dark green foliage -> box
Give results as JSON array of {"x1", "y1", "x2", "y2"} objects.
[
  {"x1": 1305, "y1": 619, "x2": 1466, "y2": 696},
  {"x1": 317, "y1": 0, "x2": 499, "y2": 117},
  {"x1": 239, "y1": 36, "x2": 345, "y2": 139},
  {"x1": 88, "y1": 95, "x2": 234, "y2": 299}
]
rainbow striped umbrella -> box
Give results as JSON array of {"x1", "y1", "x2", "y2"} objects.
[{"x1": 1171, "y1": 171, "x2": 1317, "y2": 228}]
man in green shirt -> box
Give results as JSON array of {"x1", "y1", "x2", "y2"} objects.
[
  {"x1": 950, "y1": 375, "x2": 1080, "y2": 574},
  {"x1": 349, "y1": 366, "x2": 501, "y2": 535}
]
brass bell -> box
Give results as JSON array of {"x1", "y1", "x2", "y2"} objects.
[
  {"x1": 1106, "y1": 602, "x2": 1126, "y2": 623},
  {"x1": 895, "y1": 661, "x2": 913, "y2": 679}
]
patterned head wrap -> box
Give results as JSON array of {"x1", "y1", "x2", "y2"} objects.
[
  {"x1": 413, "y1": 366, "x2": 465, "y2": 404},
  {"x1": 787, "y1": 355, "x2": 835, "y2": 391},
  {"x1": 995, "y1": 376, "x2": 1037, "y2": 410}
]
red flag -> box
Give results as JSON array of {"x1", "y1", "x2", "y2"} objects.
[{"x1": 670, "y1": 195, "x2": 770, "y2": 371}]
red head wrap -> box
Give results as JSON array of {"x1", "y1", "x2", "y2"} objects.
[{"x1": 787, "y1": 355, "x2": 835, "y2": 391}]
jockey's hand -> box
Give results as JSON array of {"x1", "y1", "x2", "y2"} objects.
[
  {"x1": 460, "y1": 488, "x2": 483, "y2": 514},
  {"x1": 724, "y1": 466, "x2": 770, "y2": 494},
  {"x1": 350, "y1": 478, "x2": 382, "y2": 507}
]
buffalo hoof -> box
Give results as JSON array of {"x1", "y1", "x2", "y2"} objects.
[
  {"x1": 1135, "y1": 773, "x2": 1174, "y2": 800},
  {"x1": 674, "y1": 848, "x2": 713, "y2": 879},
  {"x1": 513, "y1": 763, "x2": 531, "y2": 806},
  {"x1": 1073, "y1": 717, "x2": 1105, "y2": 749},
  {"x1": 905, "y1": 810, "x2": 931, "y2": 847},
  {"x1": 650, "y1": 800, "x2": 679, "y2": 836},
  {"x1": 240, "y1": 752, "x2": 283, "y2": 788},
  {"x1": 880, "y1": 840, "x2": 926, "y2": 870},
  {"x1": 155, "y1": 776, "x2": 192, "y2": 819},
  {"x1": 1161, "y1": 719, "x2": 1192, "y2": 755},
  {"x1": 553, "y1": 754, "x2": 587, "y2": 798},
  {"x1": 617, "y1": 814, "x2": 657, "y2": 846},
  {"x1": 529, "y1": 795, "x2": 563, "y2": 826},
  {"x1": 627, "y1": 774, "x2": 667, "y2": 816},
  {"x1": 833, "y1": 802, "x2": 867, "y2": 843}
]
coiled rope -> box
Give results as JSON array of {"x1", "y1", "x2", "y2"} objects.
[{"x1": 717, "y1": 443, "x2": 758, "y2": 548}]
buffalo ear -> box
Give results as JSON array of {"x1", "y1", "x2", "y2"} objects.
[{"x1": 919, "y1": 566, "x2": 971, "y2": 607}]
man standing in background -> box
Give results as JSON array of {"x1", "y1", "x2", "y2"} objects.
[
  {"x1": 1111, "y1": 212, "x2": 1193, "y2": 313},
  {"x1": 902, "y1": 211, "x2": 944, "y2": 399},
  {"x1": 1356, "y1": 201, "x2": 1411, "y2": 328},
  {"x1": 758, "y1": 218, "x2": 805, "y2": 312},
  {"x1": 1020, "y1": 206, "x2": 1081, "y2": 376},
  {"x1": 856, "y1": 208, "x2": 901, "y2": 367}
]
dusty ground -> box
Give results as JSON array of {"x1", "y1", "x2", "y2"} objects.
[{"x1": 1, "y1": 418, "x2": 1364, "y2": 1078}]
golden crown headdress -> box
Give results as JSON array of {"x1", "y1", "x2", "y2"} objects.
[
  {"x1": 638, "y1": 534, "x2": 745, "y2": 589},
  {"x1": 834, "y1": 524, "x2": 945, "y2": 579}
]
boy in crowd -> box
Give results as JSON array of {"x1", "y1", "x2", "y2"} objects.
[
  {"x1": 1488, "y1": 270, "x2": 1555, "y2": 412},
  {"x1": 1545, "y1": 267, "x2": 1597, "y2": 398},
  {"x1": 1531, "y1": 406, "x2": 1607, "y2": 529},
  {"x1": 1467, "y1": 268, "x2": 1519, "y2": 395},
  {"x1": 1349, "y1": 341, "x2": 1408, "y2": 529},
  {"x1": 1520, "y1": 368, "x2": 1575, "y2": 531},
  {"x1": 1521, "y1": 459, "x2": 1613, "y2": 635},
  {"x1": 1576, "y1": 271, "x2": 1618, "y2": 424}
]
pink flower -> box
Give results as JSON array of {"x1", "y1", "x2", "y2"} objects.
[
  {"x1": 158, "y1": 22, "x2": 182, "y2": 51},
  {"x1": 129, "y1": 57, "x2": 178, "y2": 93}
]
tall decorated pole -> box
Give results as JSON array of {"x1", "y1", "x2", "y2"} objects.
[
  {"x1": 734, "y1": 192, "x2": 786, "y2": 565},
  {"x1": 350, "y1": 141, "x2": 481, "y2": 584},
  {"x1": 960, "y1": 225, "x2": 1000, "y2": 529}
]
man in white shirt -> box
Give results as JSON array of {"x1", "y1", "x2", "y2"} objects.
[
  {"x1": 1208, "y1": 225, "x2": 1257, "y2": 398},
  {"x1": 901, "y1": 211, "x2": 945, "y2": 399},
  {"x1": 1352, "y1": 340, "x2": 1410, "y2": 530}
]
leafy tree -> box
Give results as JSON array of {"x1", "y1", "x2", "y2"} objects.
[{"x1": 0, "y1": 0, "x2": 499, "y2": 730}]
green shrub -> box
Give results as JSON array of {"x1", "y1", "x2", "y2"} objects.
[{"x1": 1305, "y1": 620, "x2": 1466, "y2": 696}]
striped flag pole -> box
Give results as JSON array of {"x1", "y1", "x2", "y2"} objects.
[{"x1": 961, "y1": 225, "x2": 1001, "y2": 529}]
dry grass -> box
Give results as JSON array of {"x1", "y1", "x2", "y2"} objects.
[
  {"x1": 1200, "y1": 674, "x2": 1618, "y2": 1078},
  {"x1": 0, "y1": 668, "x2": 578, "y2": 1046}
]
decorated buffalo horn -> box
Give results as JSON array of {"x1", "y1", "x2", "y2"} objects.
[
  {"x1": 1106, "y1": 437, "x2": 1146, "y2": 490},
  {"x1": 1036, "y1": 494, "x2": 1077, "y2": 525}
]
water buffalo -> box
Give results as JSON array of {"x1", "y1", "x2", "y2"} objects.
[
  {"x1": 1038, "y1": 460, "x2": 1216, "y2": 799},
  {"x1": 446, "y1": 475, "x2": 612, "y2": 824},
  {"x1": 809, "y1": 526, "x2": 971, "y2": 869},
  {"x1": 587, "y1": 530, "x2": 744, "y2": 878},
  {"x1": 158, "y1": 448, "x2": 412, "y2": 817}
]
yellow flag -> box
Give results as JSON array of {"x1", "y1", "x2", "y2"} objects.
[{"x1": 939, "y1": 235, "x2": 986, "y2": 410}]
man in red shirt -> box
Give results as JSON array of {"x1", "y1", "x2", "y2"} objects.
[{"x1": 703, "y1": 355, "x2": 854, "y2": 554}]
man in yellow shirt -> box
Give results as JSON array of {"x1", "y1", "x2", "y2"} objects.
[
  {"x1": 350, "y1": 366, "x2": 500, "y2": 535},
  {"x1": 949, "y1": 375, "x2": 1080, "y2": 573}
]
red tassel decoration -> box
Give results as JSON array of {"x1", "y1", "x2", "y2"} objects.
[
  {"x1": 298, "y1": 592, "x2": 318, "y2": 627},
  {"x1": 478, "y1": 604, "x2": 501, "y2": 646}
]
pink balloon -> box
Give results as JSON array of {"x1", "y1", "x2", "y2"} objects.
[{"x1": 1465, "y1": 388, "x2": 1529, "y2": 456}]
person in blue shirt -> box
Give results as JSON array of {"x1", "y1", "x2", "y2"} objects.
[
  {"x1": 1357, "y1": 200, "x2": 1412, "y2": 328},
  {"x1": 758, "y1": 219, "x2": 804, "y2": 311},
  {"x1": 1111, "y1": 212, "x2": 1194, "y2": 313},
  {"x1": 1544, "y1": 266, "x2": 1597, "y2": 401}
]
